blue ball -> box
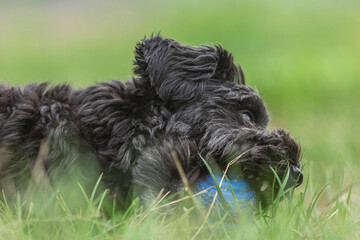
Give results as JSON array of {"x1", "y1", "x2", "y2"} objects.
[{"x1": 192, "y1": 173, "x2": 256, "y2": 219}]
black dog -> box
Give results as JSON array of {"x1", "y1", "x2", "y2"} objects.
[{"x1": 0, "y1": 35, "x2": 302, "y2": 209}]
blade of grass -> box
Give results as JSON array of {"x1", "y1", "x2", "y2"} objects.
[
  {"x1": 305, "y1": 184, "x2": 329, "y2": 221},
  {"x1": 89, "y1": 173, "x2": 103, "y2": 205},
  {"x1": 199, "y1": 154, "x2": 228, "y2": 210}
]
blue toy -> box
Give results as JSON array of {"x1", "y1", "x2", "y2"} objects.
[{"x1": 192, "y1": 172, "x2": 256, "y2": 219}]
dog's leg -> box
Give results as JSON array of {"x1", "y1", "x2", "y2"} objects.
[
  {"x1": 31, "y1": 139, "x2": 52, "y2": 191},
  {"x1": 0, "y1": 147, "x2": 11, "y2": 178},
  {"x1": 0, "y1": 147, "x2": 16, "y2": 198},
  {"x1": 24, "y1": 139, "x2": 53, "y2": 197}
]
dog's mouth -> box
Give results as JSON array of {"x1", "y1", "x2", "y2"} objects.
[
  {"x1": 241, "y1": 163, "x2": 303, "y2": 208},
  {"x1": 189, "y1": 127, "x2": 302, "y2": 211},
  {"x1": 189, "y1": 153, "x2": 303, "y2": 212}
]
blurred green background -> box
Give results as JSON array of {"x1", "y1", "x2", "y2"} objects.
[{"x1": 0, "y1": 0, "x2": 359, "y2": 216}]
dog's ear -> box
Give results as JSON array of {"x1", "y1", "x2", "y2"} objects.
[
  {"x1": 133, "y1": 35, "x2": 244, "y2": 102},
  {"x1": 214, "y1": 46, "x2": 245, "y2": 85}
]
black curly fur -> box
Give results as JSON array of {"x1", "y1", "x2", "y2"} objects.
[{"x1": 0, "y1": 35, "x2": 302, "y2": 208}]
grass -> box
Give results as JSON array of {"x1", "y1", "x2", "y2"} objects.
[
  {"x1": 0, "y1": 0, "x2": 359, "y2": 239},
  {"x1": 0, "y1": 161, "x2": 353, "y2": 239}
]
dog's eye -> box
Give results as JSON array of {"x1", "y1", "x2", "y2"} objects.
[{"x1": 240, "y1": 111, "x2": 254, "y2": 127}]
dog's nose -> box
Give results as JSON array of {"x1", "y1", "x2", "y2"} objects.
[{"x1": 283, "y1": 165, "x2": 303, "y2": 190}]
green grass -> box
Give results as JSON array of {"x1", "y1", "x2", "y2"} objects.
[
  {"x1": 0, "y1": 164, "x2": 354, "y2": 239},
  {"x1": 0, "y1": 0, "x2": 359, "y2": 239}
]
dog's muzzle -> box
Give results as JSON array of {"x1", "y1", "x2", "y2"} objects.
[{"x1": 286, "y1": 165, "x2": 303, "y2": 189}]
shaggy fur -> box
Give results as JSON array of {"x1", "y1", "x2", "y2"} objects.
[{"x1": 0, "y1": 35, "x2": 302, "y2": 208}]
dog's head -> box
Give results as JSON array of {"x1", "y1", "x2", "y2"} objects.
[{"x1": 133, "y1": 35, "x2": 302, "y2": 208}]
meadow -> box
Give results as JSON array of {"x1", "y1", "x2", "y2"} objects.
[{"x1": 0, "y1": 0, "x2": 359, "y2": 239}]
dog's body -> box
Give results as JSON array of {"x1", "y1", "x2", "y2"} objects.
[{"x1": 0, "y1": 36, "x2": 302, "y2": 208}]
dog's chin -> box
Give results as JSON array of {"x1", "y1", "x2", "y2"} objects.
[
  {"x1": 211, "y1": 149, "x2": 303, "y2": 210},
  {"x1": 240, "y1": 164, "x2": 303, "y2": 209}
]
